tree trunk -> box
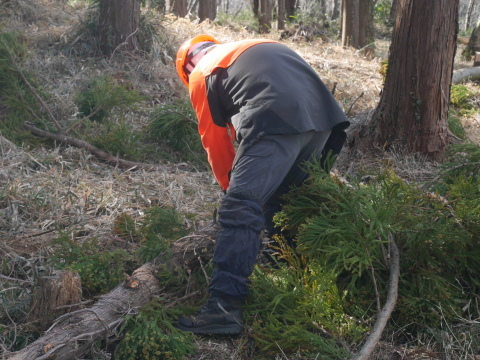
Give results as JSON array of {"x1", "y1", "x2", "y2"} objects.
[
  {"x1": 331, "y1": 0, "x2": 340, "y2": 20},
  {"x1": 199, "y1": 0, "x2": 216, "y2": 21},
  {"x1": 342, "y1": 0, "x2": 360, "y2": 48},
  {"x1": 26, "y1": 271, "x2": 82, "y2": 332},
  {"x1": 342, "y1": 0, "x2": 373, "y2": 49},
  {"x1": 465, "y1": 19, "x2": 480, "y2": 57},
  {"x1": 464, "y1": 0, "x2": 476, "y2": 31},
  {"x1": 4, "y1": 226, "x2": 218, "y2": 360},
  {"x1": 258, "y1": 0, "x2": 272, "y2": 33},
  {"x1": 285, "y1": 0, "x2": 296, "y2": 22},
  {"x1": 278, "y1": 0, "x2": 286, "y2": 30},
  {"x1": 389, "y1": 0, "x2": 399, "y2": 26},
  {"x1": 371, "y1": 0, "x2": 459, "y2": 161},
  {"x1": 358, "y1": 0, "x2": 374, "y2": 53},
  {"x1": 98, "y1": 0, "x2": 140, "y2": 56},
  {"x1": 172, "y1": 0, "x2": 187, "y2": 17}
]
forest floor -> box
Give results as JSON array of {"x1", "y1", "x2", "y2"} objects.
[{"x1": 1, "y1": 0, "x2": 480, "y2": 359}]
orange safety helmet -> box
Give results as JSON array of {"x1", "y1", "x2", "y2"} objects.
[{"x1": 176, "y1": 35, "x2": 219, "y2": 86}]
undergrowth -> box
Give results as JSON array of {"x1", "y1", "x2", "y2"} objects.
[
  {"x1": 248, "y1": 258, "x2": 362, "y2": 359},
  {"x1": 115, "y1": 302, "x2": 195, "y2": 360},
  {"x1": 0, "y1": 31, "x2": 50, "y2": 144},
  {"x1": 273, "y1": 157, "x2": 480, "y2": 338},
  {"x1": 148, "y1": 98, "x2": 208, "y2": 170}
]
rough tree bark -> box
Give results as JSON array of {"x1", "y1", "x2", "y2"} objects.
[
  {"x1": 26, "y1": 271, "x2": 82, "y2": 332},
  {"x1": 369, "y1": 0, "x2": 459, "y2": 161},
  {"x1": 4, "y1": 227, "x2": 218, "y2": 360},
  {"x1": 199, "y1": 0, "x2": 216, "y2": 21},
  {"x1": 342, "y1": 0, "x2": 373, "y2": 50},
  {"x1": 285, "y1": 0, "x2": 296, "y2": 22},
  {"x1": 342, "y1": 0, "x2": 359, "y2": 48},
  {"x1": 464, "y1": 0, "x2": 476, "y2": 31},
  {"x1": 98, "y1": 0, "x2": 140, "y2": 56},
  {"x1": 465, "y1": 19, "x2": 480, "y2": 57},
  {"x1": 170, "y1": 0, "x2": 187, "y2": 17},
  {"x1": 278, "y1": 0, "x2": 286, "y2": 30}
]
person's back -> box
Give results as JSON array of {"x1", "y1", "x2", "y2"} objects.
[{"x1": 174, "y1": 36, "x2": 349, "y2": 336}]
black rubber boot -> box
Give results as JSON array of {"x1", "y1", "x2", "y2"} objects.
[{"x1": 176, "y1": 295, "x2": 243, "y2": 335}]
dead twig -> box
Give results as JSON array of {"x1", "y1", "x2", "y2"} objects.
[
  {"x1": 0, "y1": 39, "x2": 64, "y2": 134},
  {"x1": 23, "y1": 122, "x2": 165, "y2": 171},
  {"x1": 352, "y1": 232, "x2": 400, "y2": 360}
]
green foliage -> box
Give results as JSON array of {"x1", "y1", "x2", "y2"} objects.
[
  {"x1": 136, "y1": 206, "x2": 189, "y2": 262},
  {"x1": 450, "y1": 84, "x2": 474, "y2": 110},
  {"x1": 50, "y1": 234, "x2": 133, "y2": 295},
  {"x1": 448, "y1": 116, "x2": 467, "y2": 139},
  {"x1": 148, "y1": 99, "x2": 208, "y2": 169},
  {"x1": 89, "y1": 117, "x2": 146, "y2": 160},
  {"x1": 248, "y1": 260, "x2": 362, "y2": 358},
  {"x1": 275, "y1": 163, "x2": 480, "y2": 332},
  {"x1": 75, "y1": 75, "x2": 145, "y2": 123},
  {"x1": 115, "y1": 302, "x2": 195, "y2": 360},
  {"x1": 373, "y1": 0, "x2": 393, "y2": 26},
  {"x1": 113, "y1": 212, "x2": 142, "y2": 242},
  {"x1": 0, "y1": 31, "x2": 50, "y2": 144}
]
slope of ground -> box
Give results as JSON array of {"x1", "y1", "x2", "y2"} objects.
[{"x1": 1, "y1": 1, "x2": 480, "y2": 359}]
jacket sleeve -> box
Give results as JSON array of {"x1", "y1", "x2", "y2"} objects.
[{"x1": 189, "y1": 72, "x2": 236, "y2": 191}]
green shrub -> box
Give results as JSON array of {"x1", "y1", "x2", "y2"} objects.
[
  {"x1": 115, "y1": 302, "x2": 195, "y2": 360},
  {"x1": 136, "y1": 206, "x2": 189, "y2": 262},
  {"x1": 50, "y1": 234, "x2": 133, "y2": 295},
  {"x1": 248, "y1": 260, "x2": 363, "y2": 359},
  {"x1": 275, "y1": 163, "x2": 480, "y2": 333},
  {"x1": 75, "y1": 76, "x2": 145, "y2": 123},
  {"x1": 89, "y1": 117, "x2": 145, "y2": 160},
  {"x1": 0, "y1": 31, "x2": 51, "y2": 144},
  {"x1": 148, "y1": 99, "x2": 208, "y2": 169}
]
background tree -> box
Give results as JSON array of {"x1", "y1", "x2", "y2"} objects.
[
  {"x1": 252, "y1": 0, "x2": 272, "y2": 33},
  {"x1": 277, "y1": 0, "x2": 286, "y2": 30},
  {"x1": 98, "y1": 0, "x2": 140, "y2": 55},
  {"x1": 465, "y1": 18, "x2": 480, "y2": 56},
  {"x1": 170, "y1": 0, "x2": 187, "y2": 17},
  {"x1": 285, "y1": 0, "x2": 297, "y2": 22},
  {"x1": 199, "y1": 0, "x2": 217, "y2": 21},
  {"x1": 370, "y1": 0, "x2": 459, "y2": 161},
  {"x1": 464, "y1": 0, "x2": 476, "y2": 31},
  {"x1": 341, "y1": 0, "x2": 374, "y2": 51}
]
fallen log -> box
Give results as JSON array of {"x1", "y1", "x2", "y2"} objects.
[
  {"x1": 23, "y1": 122, "x2": 165, "y2": 172},
  {"x1": 452, "y1": 66, "x2": 480, "y2": 83},
  {"x1": 4, "y1": 226, "x2": 217, "y2": 360}
]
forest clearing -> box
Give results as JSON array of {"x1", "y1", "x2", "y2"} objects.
[{"x1": 1, "y1": 0, "x2": 480, "y2": 359}]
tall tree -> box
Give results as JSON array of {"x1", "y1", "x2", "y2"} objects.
[
  {"x1": 285, "y1": 0, "x2": 296, "y2": 22},
  {"x1": 464, "y1": 0, "x2": 476, "y2": 31},
  {"x1": 98, "y1": 0, "x2": 140, "y2": 55},
  {"x1": 341, "y1": 0, "x2": 373, "y2": 50},
  {"x1": 252, "y1": 0, "x2": 272, "y2": 33},
  {"x1": 465, "y1": 18, "x2": 480, "y2": 57},
  {"x1": 170, "y1": 0, "x2": 187, "y2": 17},
  {"x1": 331, "y1": 0, "x2": 340, "y2": 20},
  {"x1": 199, "y1": 0, "x2": 217, "y2": 21},
  {"x1": 370, "y1": 0, "x2": 459, "y2": 161},
  {"x1": 278, "y1": 0, "x2": 286, "y2": 30}
]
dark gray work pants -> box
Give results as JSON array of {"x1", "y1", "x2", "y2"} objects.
[{"x1": 209, "y1": 130, "x2": 331, "y2": 298}]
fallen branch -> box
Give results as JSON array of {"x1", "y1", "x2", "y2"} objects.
[
  {"x1": 1, "y1": 39, "x2": 64, "y2": 133},
  {"x1": 3, "y1": 225, "x2": 218, "y2": 360},
  {"x1": 23, "y1": 122, "x2": 165, "y2": 171},
  {"x1": 352, "y1": 232, "x2": 400, "y2": 360},
  {"x1": 451, "y1": 67, "x2": 480, "y2": 83}
]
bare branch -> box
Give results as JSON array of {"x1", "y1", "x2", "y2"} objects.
[{"x1": 352, "y1": 232, "x2": 400, "y2": 360}]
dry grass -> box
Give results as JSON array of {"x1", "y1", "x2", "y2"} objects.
[{"x1": 1, "y1": 1, "x2": 480, "y2": 359}]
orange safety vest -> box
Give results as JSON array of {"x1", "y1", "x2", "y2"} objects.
[{"x1": 188, "y1": 39, "x2": 279, "y2": 191}]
